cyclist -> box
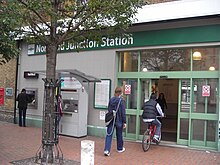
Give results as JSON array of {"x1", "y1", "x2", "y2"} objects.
[{"x1": 142, "y1": 93, "x2": 164, "y2": 143}]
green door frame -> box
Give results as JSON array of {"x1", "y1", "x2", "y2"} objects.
[
  {"x1": 118, "y1": 72, "x2": 219, "y2": 150},
  {"x1": 177, "y1": 78, "x2": 219, "y2": 151},
  {"x1": 118, "y1": 71, "x2": 219, "y2": 151},
  {"x1": 117, "y1": 47, "x2": 220, "y2": 151}
]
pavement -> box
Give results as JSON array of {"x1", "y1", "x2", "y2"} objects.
[{"x1": 0, "y1": 121, "x2": 220, "y2": 165}]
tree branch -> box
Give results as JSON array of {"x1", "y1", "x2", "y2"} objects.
[{"x1": 17, "y1": 0, "x2": 51, "y2": 28}]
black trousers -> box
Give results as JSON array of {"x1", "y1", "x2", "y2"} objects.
[{"x1": 18, "y1": 108, "x2": 27, "y2": 127}]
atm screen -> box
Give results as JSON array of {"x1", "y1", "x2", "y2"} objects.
[
  {"x1": 25, "y1": 88, "x2": 38, "y2": 109},
  {"x1": 63, "y1": 99, "x2": 78, "y2": 113},
  {"x1": 26, "y1": 90, "x2": 35, "y2": 101}
]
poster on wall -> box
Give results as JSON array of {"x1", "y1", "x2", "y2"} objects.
[
  {"x1": 99, "y1": 111, "x2": 105, "y2": 120},
  {"x1": 94, "y1": 79, "x2": 111, "y2": 109},
  {"x1": 0, "y1": 88, "x2": 5, "y2": 105},
  {"x1": 5, "y1": 88, "x2": 13, "y2": 97}
]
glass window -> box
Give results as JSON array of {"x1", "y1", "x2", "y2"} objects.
[
  {"x1": 193, "y1": 79, "x2": 218, "y2": 114},
  {"x1": 192, "y1": 47, "x2": 219, "y2": 71},
  {"x1": 140, "y1": 79, "x2": 151, "y2": 108},
  {"x1": 192, "y1": 119, "x2": 204, "y2": 141},
  {"x1": 207, "y1": 79, "x2": 218, "y2": 114},
  {"x1": 180, "y1": 118, "x2": 189, "y2": 140},
  {"x1": 180, "y1": 79, "x2": 190, "y2": 112},
  {"x1": 193, "y1": 79, "x2": 205, "y2": 113},
  {"x1": 206, "y1": 120, "x2": 216, "y2": 141},
  {"x1": 119, "y1": 51, "x2": 138, "y2": 72},
  {"x1": 192, "y1": 120, "x2": 217, "y2": 142},
  {"x1": 118, "y1": 79, "x2": 137, "y2": 109},
  {"x1": 127, "y1": 115, "x2": 136, "y2": 134},
  {"x1": 140, "y1": 48, "x2": 190, "y2": 72}
]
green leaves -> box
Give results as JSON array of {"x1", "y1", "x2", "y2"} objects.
[
  {"x1": 0, "y1": 0, "x2": 143, "y2": 64},
  {"x1": 0, "y1": 1, "x2": 20, "y2": 65}
]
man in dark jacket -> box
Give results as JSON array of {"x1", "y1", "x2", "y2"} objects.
[
  {"x1": 142, "y1": 93, "x2": 164, "y2": 142},
  {"x1": 16, "y1": 88, "x2": 32, "y2": 127}
]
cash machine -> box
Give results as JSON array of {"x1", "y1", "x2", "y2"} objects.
[
  {"x1": 60, "y1": 85, "x2": 88, "y2": 137},
  {"x1": 58, "y1": 70, "x2": 100, "y2": 137}
]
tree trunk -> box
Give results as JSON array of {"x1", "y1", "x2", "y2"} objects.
[{"x1": 41, "y1": 44, "x2": 58, "y2": 163}]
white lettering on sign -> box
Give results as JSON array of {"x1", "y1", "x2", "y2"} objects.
[
  {"x1": 66, "y1": 42, "x2": 75, "y2": 50},
  {"x1": 101, "y1": 36, "x2": 133, "y2": 47},
  {"x1": 28, "y1": 35, "x2": 134, "y2": 55},
  {"x1": 28, "y1": 73, "x2": 35, "y2": 76},
  {"x1": 58, "y1": 42, "x2": 65, "y2": 51},
  {"x1": 36, "y1": 45, "x2": 46, "y2": 53}
]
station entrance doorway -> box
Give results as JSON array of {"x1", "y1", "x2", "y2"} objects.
[{"x1": 141, "y1": 79, "x2": 178, "y2": 142}]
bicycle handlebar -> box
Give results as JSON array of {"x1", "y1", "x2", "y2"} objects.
[{"x1": 156, "y1": 115, "x2": 166, "y2": 118}]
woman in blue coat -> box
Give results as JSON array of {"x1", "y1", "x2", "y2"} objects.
[{"x1": 104, "y1": 86, "x2": 126, "y2": 156}]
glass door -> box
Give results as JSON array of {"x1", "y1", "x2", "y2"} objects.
[
  {"x1": 177, "y1": 79, "x2": 191, "y2": 145},
  {"x1": 118, "y1": 79, "x2": 138, "y2": 140},
  {"x1": 178, "y1": 79, "x2": 219, "y2": 150},
  {"x1": 139, "y1": 78, "x2": 179, "y2": 142}
]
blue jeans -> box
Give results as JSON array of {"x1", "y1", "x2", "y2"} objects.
[
  {"x1": 104, "y1": 122, "x2": 124, "y2": 152},
  {"x1": 149, "y1": 119, "x2": 161, "y2": 137}
]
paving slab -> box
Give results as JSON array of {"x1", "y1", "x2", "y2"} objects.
[{"x1": 0, "y1": 121, "x2": 219, "y2": 165}]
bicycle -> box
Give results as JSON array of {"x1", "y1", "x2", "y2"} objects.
[{"x1": 142, "y1": 116, "x2": 163, "y2": 152}]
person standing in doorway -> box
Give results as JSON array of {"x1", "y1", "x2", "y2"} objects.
[
  {"x1": 16, "y1": 88, "x2": 32, "y2": 127},
  {"x1": 104, "y1": 86, "x2": 126, "y2": 156},
  {"x1": 156, "y1": 93, "x2": 167, "y2": 114}
]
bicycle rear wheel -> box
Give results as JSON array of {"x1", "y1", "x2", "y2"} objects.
[{"x1": 142, "y1": 129, "x2": 151, "y2": 152}]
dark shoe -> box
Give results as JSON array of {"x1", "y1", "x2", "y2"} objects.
[{"x1": 117, "y1": 147, "x2": 125, "y2": 153}]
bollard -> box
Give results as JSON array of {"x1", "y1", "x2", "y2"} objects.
[{"x1": 81, "y1": 140, "x2": 94, "y2": 165}]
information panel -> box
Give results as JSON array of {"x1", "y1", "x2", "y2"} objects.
[{"x1": 94, "y1": 79, "x2": 111, "y2": 109}]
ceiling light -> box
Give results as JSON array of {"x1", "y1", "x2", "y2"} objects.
[
  {"x1": 209, "y1": 66, "x2": 215, "y2": 71},
  {"x1": 142, "y1": 68, "x2": 148, "y2": 72},
  {"x1": 193, "y1": 51, "x2": 202, "y2": 60}
]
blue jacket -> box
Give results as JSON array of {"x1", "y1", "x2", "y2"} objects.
[{"x1": 108, "y1": 96, "x2": 126, "y2": 124}]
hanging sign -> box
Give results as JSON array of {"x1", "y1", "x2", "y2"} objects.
[
  {"x1": 0, "y1": 88, "x2": 4, "y2": 105},
  {"x1": 24, "y1": 71, "x2": 39, "y2": 79},
  {"x1": 202, "y1": 85, "x2": 210, "y2": 97},
  {"x1": 124, "y1": 84, "x2": 131, "y2": 95}
]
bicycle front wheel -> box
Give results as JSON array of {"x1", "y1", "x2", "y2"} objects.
[{"x1": 142, "y1": 129, "x2": 151, "y2": 152}]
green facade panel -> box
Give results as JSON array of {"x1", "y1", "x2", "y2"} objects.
[
  {"x1": 133, "y1": 24, "x2": 220, "y2": 47},
  {"x1": 29, "y1": 24, "x2": 220, "y2": 55}
]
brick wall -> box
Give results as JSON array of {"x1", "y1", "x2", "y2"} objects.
[{"x1": 0, "y1": 58, "x2": 17, "y2": 112}]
